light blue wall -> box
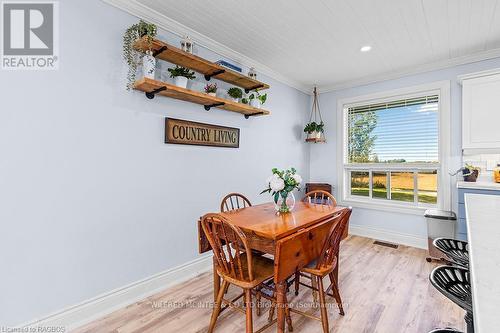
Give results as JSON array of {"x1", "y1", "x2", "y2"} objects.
[
  {"x1": 0, "y1": 0, "x2": 310, "y2": 325},
  {"x1": 310, "y1": 57, "x2": 500, "y2": 240}
]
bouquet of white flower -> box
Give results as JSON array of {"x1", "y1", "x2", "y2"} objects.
[{"x1": 261, "y1": 167, "x2": 302, "y2": 213}]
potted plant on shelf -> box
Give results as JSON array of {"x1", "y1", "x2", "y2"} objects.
[
  {"x1": 463, "y1": 163, "x2": 480, "y2": 182},
  {"x1": 123, "y1": 20, "x2": 157, "y2": 90},
  {"x1": 260, "y1": 167, "x2": 302, "y2": 214},
  {"x1": 227, "y1": 87, "x2": 243, "y2": 102},
  {"x1": 167, "y1": 66, "x2": 196, "y2": 88},
  {"x1": 204, "y1": 83, "x2": 217, "y2": 97},
  {"x1": 249, "y1": 91, "x2": 267, "y2": 108},
  {"x1": 304, "y1": 121, "x2": 324, "y2": 140}
]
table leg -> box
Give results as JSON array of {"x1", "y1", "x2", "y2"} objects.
[
  {"x1": 276, "y1": 281, "x2": 286, "y2": 333},
  {"x1": 213, "y1": 256, "x2": 220, "y2": 302}
]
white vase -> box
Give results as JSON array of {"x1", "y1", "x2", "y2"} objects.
[
  {"x1": 142, "y1": 51, "x2": 156, "y2": 79},
  {"x1": 316, "y1": 131, "x2": 322, "y2": 139},
  {"x1": 250, "y1": 99, "x2": 261, "y2": 108},
  {"x1": 208, "y1": 92, "x2": 216, "y2": 97},
  {"x1": 230, "y1": 97, "x2": 239, "y2": 103},
  {"x1": 174, "y1": 76, "x2": 188, "y2": 88}
]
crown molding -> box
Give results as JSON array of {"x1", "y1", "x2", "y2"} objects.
[
  {"x1": 457, "y1": 67, "x2": 500, "y2": 84},
  {"x1": 318, "y1": 48, "x2": 500, "y2": 93},
  {"x1": 102, "y1": 0, "x2": 312, "y2": 94}
]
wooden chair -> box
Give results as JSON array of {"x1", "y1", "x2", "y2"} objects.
[
  {"x1": 290, "y1": 208, "x2": 352, "y2": 333},
  {"x1": 201, "y1": 213, "x2": 278, "y2": 333},
  {"x1": 220, "y1": 193, "x2": 252, "y2": 212},
  {"x1": 302, "y1": 190, "x2": 337, "y2": 206},
  {"x1": 294, "y1": 190, "x2": 339, "y2": 301}
]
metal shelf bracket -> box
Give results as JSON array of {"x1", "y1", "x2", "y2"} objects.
[
  {"x1": 145, "y1": 86, "x2": 167, "y2": 99},
  {"x1": 204, "y1": 102, "x2": 225, "y2": 111},
  {"x1": 244, "y1": 111, "x2": 264, "y2": 119},
  {"x1": 245, "y1": 84, "x2": 265, "y2": 93},
  {"x1": 204, "y1": 69, "x2": 225, "y2": 81},
  {"x1": 152, "y1": 46, "x2": 168, "y2": 57}
]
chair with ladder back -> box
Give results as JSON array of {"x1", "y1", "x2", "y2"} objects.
[
  {"x1": 273, "y1": 208, "x2": 351, "y2": 333},
  {"x1": 294, "y1": 190, "x2": 340, "y2": 303},
  {"x1": 201, "y1": 213, "x2": 287, "y2": 333}
]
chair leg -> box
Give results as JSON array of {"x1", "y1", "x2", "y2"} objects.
[
  {"x1": 256, "y1": 287, "x2": 262, "y2": 316},
  {"x1": 245, "y1": 289, "x2": 254, "y2": 333},
  {"x1": 329, "y1": 272, "x2": 344, "y2": 316},
  {"x1": 311, "y1": 275, "x2": 319, "y2": 303},
  {"x1": 268, "y1": 291, "x2": 276, "y2": 323},
  {"x1": 317, "y1": 276, "x2": 329, "y2": 333},
  {"x1": 284, "y1": 293, "x2": 293, "y2": 332},
  {"x1": 294, "y1": 272, "x2": 300, "y2": 296},
  {"x1": 208, "y1": 280, "x2": 229, "y2": 333},
  {"x1": 213, "y1": 257, "x2": 220, "y2": 302}
]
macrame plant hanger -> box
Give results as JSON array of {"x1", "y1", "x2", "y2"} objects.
[{"x1": 306, "y1": 87, "x2": 326, "y2": 143}]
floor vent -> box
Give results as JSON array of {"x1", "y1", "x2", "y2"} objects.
[{"x1": 374, "y1": 240, "x2": 399, "y2": 249}]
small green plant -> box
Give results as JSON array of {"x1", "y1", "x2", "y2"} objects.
[
  {"x1": 257, "y1": 93, "x2": 267, "y2": 105},
  {"x1": 123, "y1": 20, "x2": 157, "y2": 90},
  {"x1": 248, "y1": 91, "x2": 267, "y2": 105},
  {"x1": 167, "y1": 66, "x2": 196, "y2": 79},
  {"x1": 204, "y1": 83, "x2": 217, "y2": 94},
  {"x1": 241, "y1": 97, "x2": 248, "y2": 104},
  {"x1": 227, "y1": 87, "x2": 243, "y2": 99},
  {"x1": 303, "y1": 121, "x2": 324, "y2": 134}
]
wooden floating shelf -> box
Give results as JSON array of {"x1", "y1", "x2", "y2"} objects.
[
  {"x1": 134, "y1": 78, "x2": 270, "y2": 118},
  {"x1": 133, "y1": 37, "x2": 270, "y2": 93}
]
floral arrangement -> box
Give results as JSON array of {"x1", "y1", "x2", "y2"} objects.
[
  {"x1": 204, "y1": 83, "x2": 217, "y2": 94},
  {"x1": 261, "y1": 167, "x2": 302, "y2": 213}
]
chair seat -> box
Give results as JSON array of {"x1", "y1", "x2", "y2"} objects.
[
  {"x1": 429, "y1": 265, "x2": 472, "y2": 313},
  {"x1": 433, "y1": 238, "x2": 469, "y2": 267},
  {"x1": 428, "y1": 329, "x2": 463, "y2": 333},
  {"x1": 302, "y1": 256, "x2": 338, "y2": 277},
  {"x1": 218, "y1": 253, "x2": 274, "y2": 289}
]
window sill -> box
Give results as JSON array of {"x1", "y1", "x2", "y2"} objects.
[{"x1": 340, "y1": 197, "x2": 430, "y2": 216}]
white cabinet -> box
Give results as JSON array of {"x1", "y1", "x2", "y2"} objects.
[{"x1": 462, "y1": 70, "x2": 500, "y2": 153}]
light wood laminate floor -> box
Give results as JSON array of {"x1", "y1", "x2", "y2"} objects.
[{"x1": 74, "y1": 236, "x2": 465, "y2": 333}]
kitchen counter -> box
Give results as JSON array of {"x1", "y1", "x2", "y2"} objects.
[
  {"x1": 464, "y1": 193, "x2": 500, "y2": 333},
  {"x1": 457, "y1": 181, "x2": 500, "y2": 190}
]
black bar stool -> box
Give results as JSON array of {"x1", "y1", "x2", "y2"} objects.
[
  {"x1": 429, "y1": 265, "x2": 473, "y2": 333},
  {"x1": 428, "y1": 329, "x2": 463, "y2": 333},
  {"x1": 433, "y1": 238, "x2": 469, "y2": 267}
]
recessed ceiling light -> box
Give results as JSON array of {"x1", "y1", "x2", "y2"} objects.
[{"x1": 360, "y1": 45, "x2": 372, "y2": 52}]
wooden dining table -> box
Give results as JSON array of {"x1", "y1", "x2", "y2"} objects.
[{"x1": 198, "y1": 201, "x2": 348, "y2": 333}]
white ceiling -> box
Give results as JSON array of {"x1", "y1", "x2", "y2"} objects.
[{"x1": 108, "y1": 0, "x2": 500, "y2": 92}]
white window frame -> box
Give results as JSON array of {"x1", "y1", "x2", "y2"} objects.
[{"x1": 336, "y1": 81, "x2": 451, "y2": 215}]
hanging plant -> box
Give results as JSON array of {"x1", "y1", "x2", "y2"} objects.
[
  {"x1": 305, "y1": 87, "x2": 326, "y2": 143},
  {"x1": 304, "y1": 121, "x2": 324, "y2": 134},
  {"x1": 123, "y1": 20, "x2": 157, "y2": 90}
]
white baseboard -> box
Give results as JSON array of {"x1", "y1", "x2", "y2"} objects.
[
  {"x1": 349, "y1": 224, "x2": 428, "y2": 250},
  {"x1": 22, "y1": 254, "x2": 213, "y2": 331}
]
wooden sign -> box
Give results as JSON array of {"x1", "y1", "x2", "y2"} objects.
[{"x1": 165, "y1": 118, "x2": 240, "y2": 148}]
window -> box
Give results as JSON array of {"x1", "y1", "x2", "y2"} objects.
[{"x1": 338, "y1": 82, "x2": 450, "y2": 213}]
